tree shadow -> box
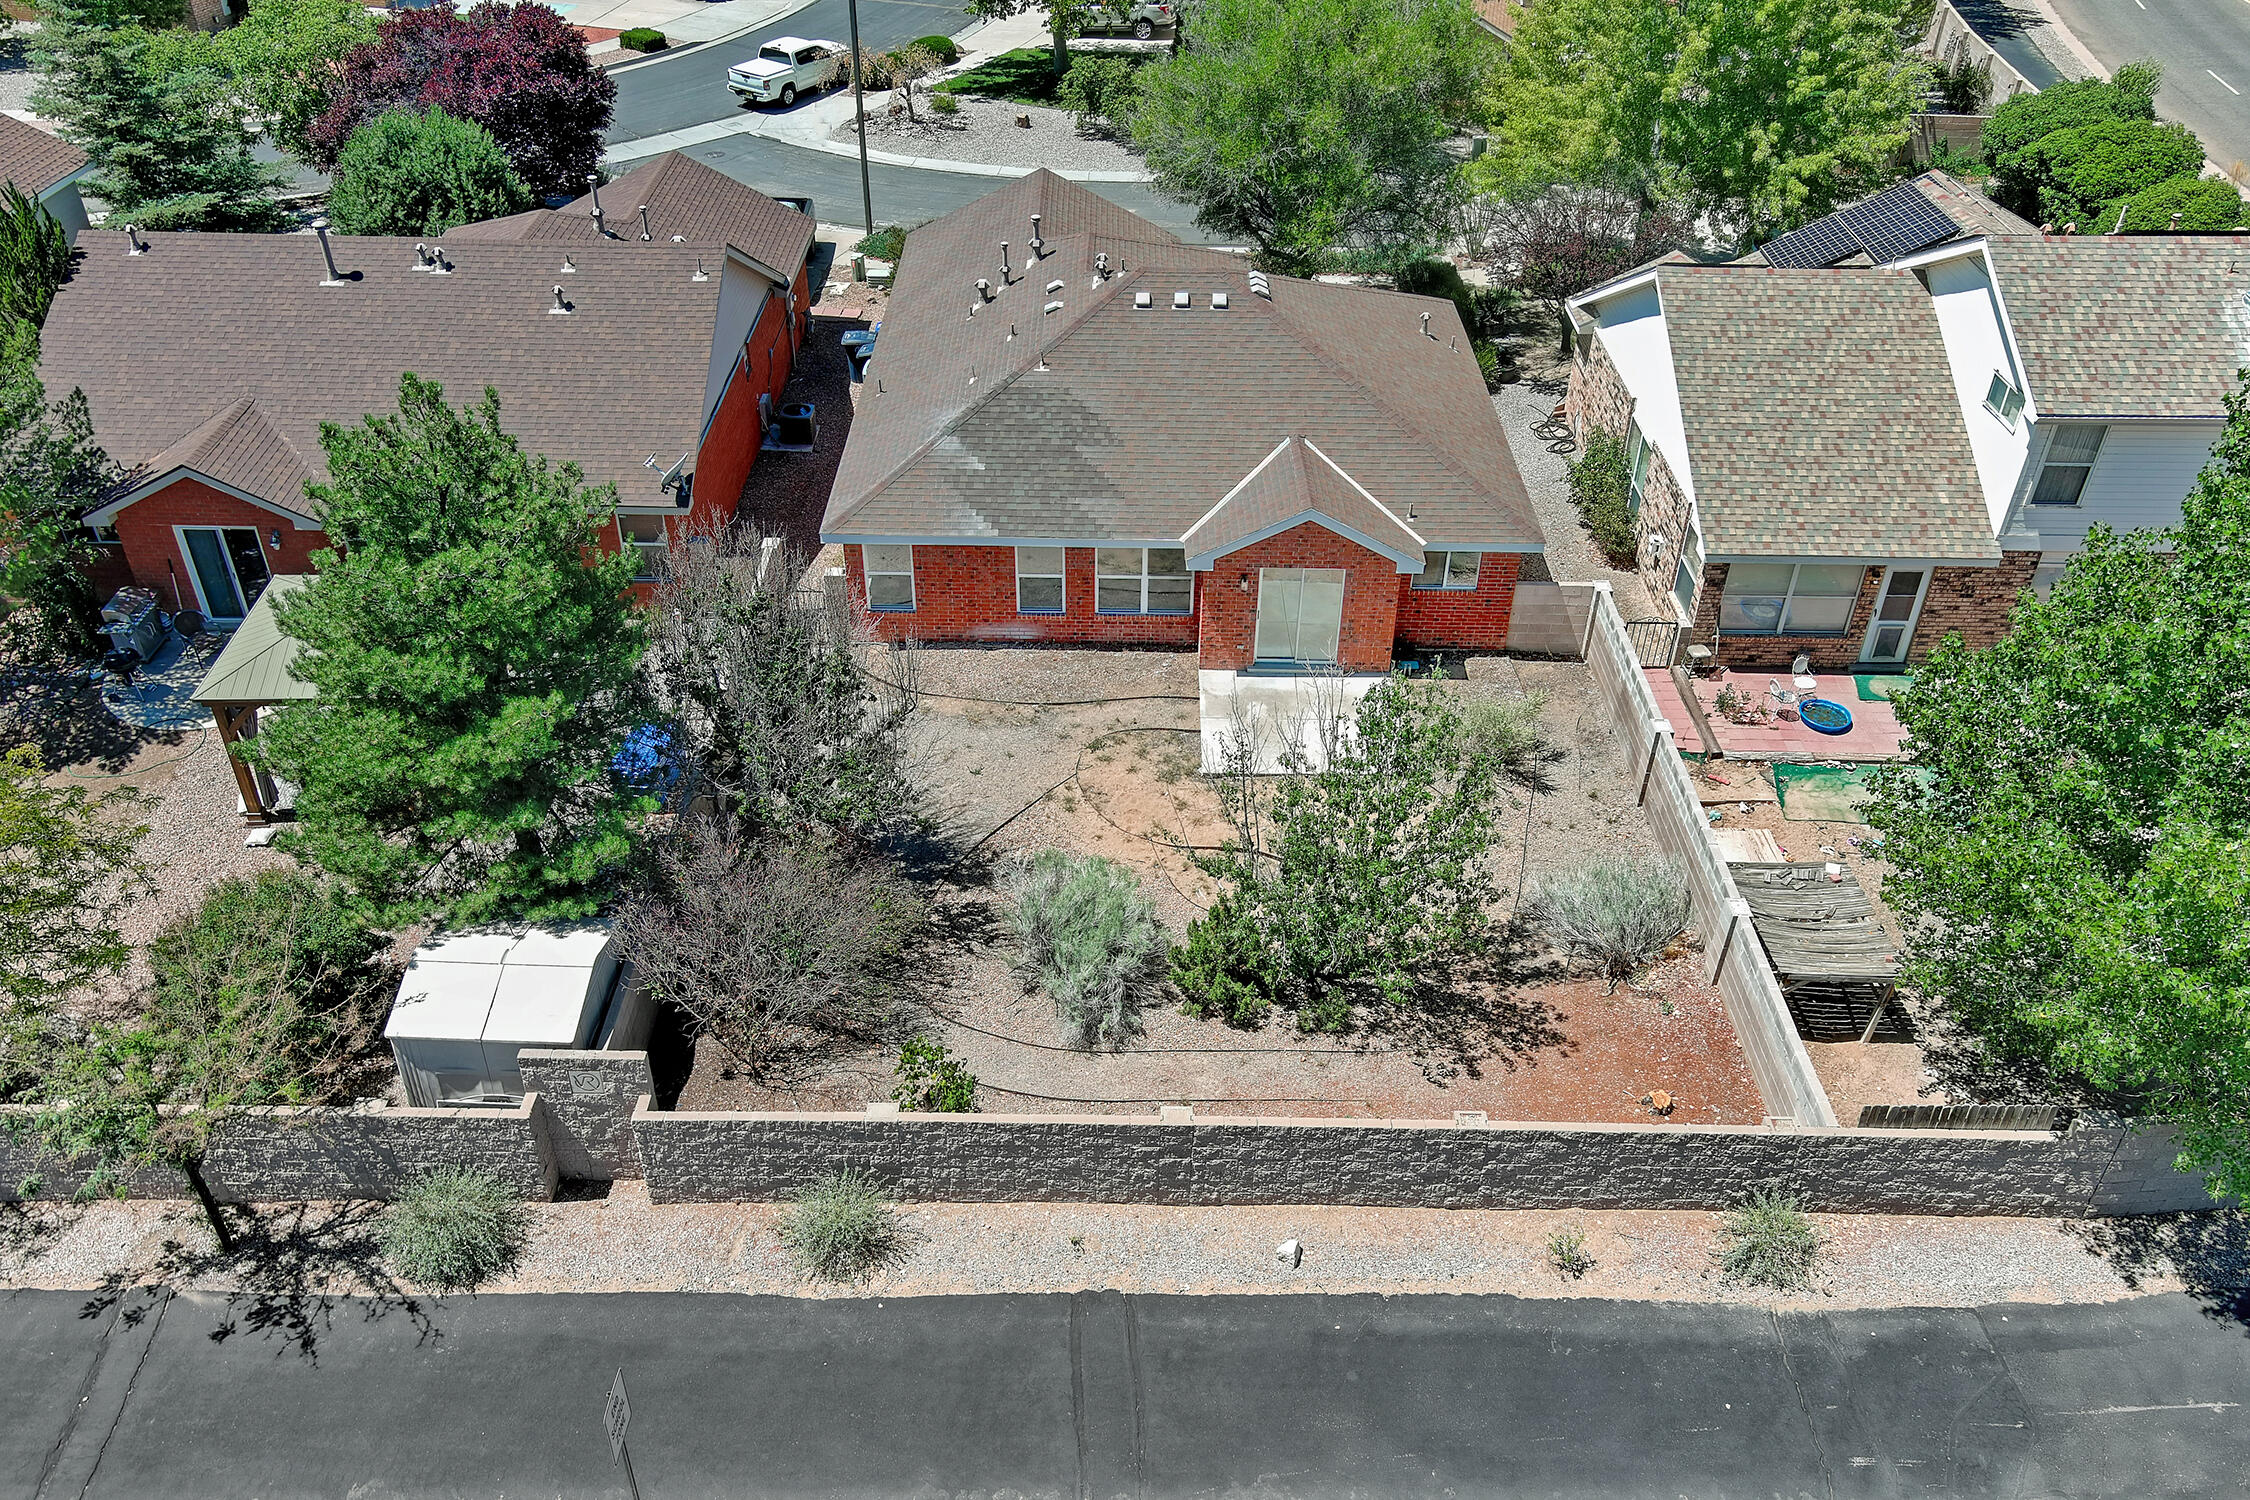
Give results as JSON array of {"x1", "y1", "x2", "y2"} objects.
[
  {"x1": 78, "y1": 1200, "x2": 440, "y2": 1363},
  {"x1": 1326, "y1": 924, "x2": 1573, "y2": 1086},
  {"x1": 0, "y1": 1199, "x2": 87, "y2": 1274},
  {"x1": 0, "y1": 671, "x2": 180, "y2": 774},
  {"x1": 2066, "y1": 1211, "x2": 2250, "y2": 1332},
  {"x1": 1948, "y1": 0, "x2": 2047, "y2": 43}
]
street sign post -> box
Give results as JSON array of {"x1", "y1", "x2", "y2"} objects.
[{"x1": 605, "y1": 1367, "x2": 642, "y2": 1500}]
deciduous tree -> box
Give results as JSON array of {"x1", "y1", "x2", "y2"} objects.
[
  {"x1": 251, "y1": 374, "x2": 650, "y2": 925},
  {"x1": 1866, "y1": 375, "x2": 2250, "y2": 1203},
  {"x1": 326, "y1": 107, "x2": 532, "y2": 236},
  {"x1": 1476, "y1": 180, "x2": 1690, "y2": 353}
]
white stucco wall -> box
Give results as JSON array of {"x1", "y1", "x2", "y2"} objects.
[
  {"x1": 1920, "y1": 248, "x2": 2032, "y2": 534},
  {"x1": 1589, "y1": 282, "x2": 1695, "y2": 504},
  {"x1": 703, "y1": 256, "x2": 771, "y2": 426}
]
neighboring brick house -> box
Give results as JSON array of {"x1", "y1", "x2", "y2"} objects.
[
  {"x1": 40, "y1": 153, "x2": 813, "y2": 622},
  {"x1": 822, "y1": 170, "x2": 1544, "y2": 676},
  {"x1": 1565, "y1": 173, "x2": 2250, "y2": 671},
  {"x1": 0, "y1": 112, "x2": 94, "y2": 242}
]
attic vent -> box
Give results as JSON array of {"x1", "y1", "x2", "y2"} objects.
[
  {"x1": 550, "y1": 285, "x2": 572, "y2": 315},
  {"x1": 1247, "y1": 270, "x2": 1271, "y2": 298},
  {"x1": 1045, "y1": 278, "x2": 1065, "y2": 294},
  {"x1": 560, "y1": 254, "x2": 576, "y2": 274},
  {"x1": 124, "y1": 224, "x2": 145, "y2": 256},
  {"x1": 671, "y1": 234, "x2": 686, "y2": 244},
  {"x1": 1043, "y1": 299, "x2": 1064, "y2": 315},
  {"x1": 1211, "y1": 291, "x2": 1229, "y2": 309},
  {"x1": 1172, "y1": 290, "x2": 1191, "y2": 309},
  {"x1": 1134, "y1": 291, "x2": 1152, "y2": 309}
]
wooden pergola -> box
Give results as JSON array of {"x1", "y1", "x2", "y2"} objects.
[
  {"x1": 189, "y1": 574, "x2": 312, "y2": 825},
  {"x1": 1731, "y1": 861, "x2": 1902, "y2": 1042}
]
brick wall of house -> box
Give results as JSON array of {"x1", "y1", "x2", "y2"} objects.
[
  {"x1": 1197, "y1": 523, "x2": 1401, "y2": 672},
  {"x1": 1690, "y1": 554, "x2": 2033, "y2": 671},
  {"x1": 1393, "y1": 550, "x2": 1522, "y2": 651},
  {"x1": 841, "y1": 544, "x2": 1204, "y2": 647},
  {"x1": 109, "y1": 478, "x2": 326, "y2": 614}
]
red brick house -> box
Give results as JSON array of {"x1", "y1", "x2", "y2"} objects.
[
  {"x1": 40, "y1": 153, "x2": 813, "y2": 622},
  {"x1": 822, "y1": 172, "x2": 1544, "y2": 674}
]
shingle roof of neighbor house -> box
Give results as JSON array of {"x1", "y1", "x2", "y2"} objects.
[
  {"x1": 46, "y1": 226, "x2": 730, "y2": 514},
  {"x1": 1985, "y1": 236, "x2": 2250, "y2": 419},
  {"x1": 822, "y1": 170, "x2": 1542, "y2": 554},
  {"x1": 1653, "y1": 265, "x2": 2000, "y2": 562},
  {"x1": 447, "y1": 153, "x2": 814, "y2": 283},
  {"x1": 0, "y1": 114, "x2": 88, "y2": 197}
]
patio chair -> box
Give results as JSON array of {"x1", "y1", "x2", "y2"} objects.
[
  {"x1": 98, "y1": 649, "x2": 143, "y2": 703},
  {"x1": 1765, "y1": 677, "x2": 1800, "y2": 721}
]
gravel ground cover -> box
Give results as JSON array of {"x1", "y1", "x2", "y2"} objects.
[
  {"x1": 9, "y1": 1186, "x2": 2243, "y2": 1314},
  {"x1": 677, "y1": 647, "x2": 1763, "y2": 1125},
  {"x1": 836, "y1": 96, "x2": 1143, "y2": 174},
  {"x1": 1493, "y1": 377, "x2": 1660, "y2": 617}
]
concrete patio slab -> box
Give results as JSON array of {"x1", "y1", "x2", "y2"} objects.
[{"x1": 1198, "y1": 669, "x2": 1386, "y2": 773}]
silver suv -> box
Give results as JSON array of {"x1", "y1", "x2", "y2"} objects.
[{"x1": 1081, "y1": 2, "x2": 1176, "y2": 39}]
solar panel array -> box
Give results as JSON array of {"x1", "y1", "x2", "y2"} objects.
[{"x1": 1759, "y1": 183, "x2": 1962, "y2": 269}]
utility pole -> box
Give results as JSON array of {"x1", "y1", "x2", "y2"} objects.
[{"x1": 846, "y1": 0, "x2": 875, "y2": 233}]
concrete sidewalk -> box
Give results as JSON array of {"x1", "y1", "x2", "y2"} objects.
[{"x1": 5, "y1": 1287, "x2": 2245, "y2": 1496}]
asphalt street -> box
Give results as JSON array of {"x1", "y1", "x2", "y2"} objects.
[
  {"x1": 2042, "y1": 0, "x2": 2250, "y2": 182},
  {"x1": 6, "y1": 1286, "x2": 2247, "y2": 1497}
]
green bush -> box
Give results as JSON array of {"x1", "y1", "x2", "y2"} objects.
[
  {"x1": 1566, "y1": 428, "x2": 1639, "y2": 567},
  {"x1": 2007, "y1": 117, "x2": 2206, "y2": 228},
  {"x1": 1982, "y1": 67, "x2": 2157, "y2": 175},
  {"x1": 1528, "y1": 855, "x2": 1687, "y2": 986},
  {"x1": 618, "y1": 27, "x2": 665, "y2": 51},
  {"x1": 326, "y1": 107, "x2": 533, "y2": 237},
  {"x1": 1472, "y1": 340, "x2": 1503, "y2": 391},
  {"x1": 1057, "y1": 54, "x2": 1142, "y2": 137},
  {"x1": 1394, "y1": 256, "x2": 1477, "y2": 338},
  {"x1": 1459, "y1": 693, "x2": 1549, "y2": 787},
  {"x1": 777, "y1": 1169, "x2": 911, "y2": 1282},
  {"x1": 2100, "y1": 175, "x2": 2249, "y2": 232},
  {"x1": 1170, "y1": 887, "x2": 1275, "y2": 1027},
  {"x1": 380, "y1": 1169, "x2": 531, "y2": 1291},
  {"x1": 893, "y1": 1035, "x2": 978, "y2": 1110},
  {"x1": 1011, "y1": 851, "x2": 1169, "y2": 1047},
  {"x1": 1930, "y1": 52, "x2": 1992, "y2": 115},
  {"x1": 858, "y1": 223, "x2": 907, "y2": 263},
  {"x1": 930, "y1": 91, "x2": 960, "y2": 115},
  {"x1": 1717, "y1": 1188, "x2": 1819, "y2": 1291},
  {"x1": 934, "y1": 47, "x2": 1059, "y2": 104},
  {"x1": 912, "y1": 34, "x2": 961, "y2": 65}
]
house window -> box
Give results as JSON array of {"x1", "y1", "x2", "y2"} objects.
[
  {"x1": 2029, "y1": 423, "x2": 2106, "y2": 507},
  {"x1": 1717, "y1": 563, "x2": 1864, "y2": 636},
  {"x1": 1984, "y1": 371, "x2": 2025, "y2": 428},
  {"x1": 864, "y1": 544, "x2": 915, "y2": 610},
  {"x1": 617, "y1": 513, "x2": 669, "y2": 582},
  {"x1": 1016, "y1": 546, "x2": 1064, "y2": 613},
  {"x1": 1096, "y1": 547, "x2": 1190, "y2": 615},
  {"x1": 1672, "y1": 530, "x2": 1703, "y2": 620},
  {"x1": 1626, "y1": 423, "x2": 1651, "y2": 516},
  {"x1": 1413, "y1": 550, "x2": 1481, "y2": 590}
]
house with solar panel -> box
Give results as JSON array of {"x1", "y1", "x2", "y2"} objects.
[{"x1": 1563, "y1": 172, "x2": 2250, "y2": 671}]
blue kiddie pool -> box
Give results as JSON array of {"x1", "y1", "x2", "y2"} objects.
[{"x1": 1798, "y1": 697, "x2": 1854, "y2": 735}]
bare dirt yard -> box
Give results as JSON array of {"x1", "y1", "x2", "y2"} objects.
[{"x1": 676, "y1": 648, "x2": 1763, "y2": 1126}]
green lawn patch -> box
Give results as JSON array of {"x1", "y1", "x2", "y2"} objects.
[{"x1": 936, "y1": 47, "x2": 1062, "y2": 104}]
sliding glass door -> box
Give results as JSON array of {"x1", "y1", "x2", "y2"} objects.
[
  {"x1": 1252, "y1": 568, "x2": 1345, "y2": 666},
  {"x1": 178, "y1": 526, "x2": 271, "y2": 623}
]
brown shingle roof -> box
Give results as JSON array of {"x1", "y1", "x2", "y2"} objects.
[
  {"x1": 0, "y1": 114, "x2": 88, "y2": 198},
  {"x1": 447, "y1": 152, "x2": 813, "y2": 281},
  {"x1": 42, "y1": 229, "x2": 729, "y2": 511},
  {"x1": 1656, "y1": 265, "x2": 1999, "y2": 562},
  {"x1": 1984, "y1": 236, "x2": 2250, "y2": 418},
  {"x1": 1909, "y1": 171, "x2": 2038, "y2": 241},
  {"x1": 109, "y1": 397, "x2": 318, "y2": 516},
  {"x1": 823, "y1": 171, "x2": 1541, "y2": 554},
  {"x1": 1183, "y1": 436, "x2": 1425, "y2": 567}
]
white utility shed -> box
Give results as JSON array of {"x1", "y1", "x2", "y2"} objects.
[{"x1": 385, "y1": 926, "x2": 643, "y2": 1107}]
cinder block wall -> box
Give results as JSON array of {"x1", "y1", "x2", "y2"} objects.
[{"x1": 521, "y1": 1051, "x2": 654, "y2": 1181}]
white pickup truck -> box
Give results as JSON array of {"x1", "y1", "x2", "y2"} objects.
[{"x1": 727, "y1": 36, "x2": 846, "y2": 108}]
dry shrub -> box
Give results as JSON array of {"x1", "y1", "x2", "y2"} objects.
[{"x1": 1530, "y1": 855, "x2": 1688, "y2": 985}]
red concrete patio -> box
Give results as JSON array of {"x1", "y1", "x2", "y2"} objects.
[{"x1": 1648, "y1": 669, "x2": 1909, "y2": 762}]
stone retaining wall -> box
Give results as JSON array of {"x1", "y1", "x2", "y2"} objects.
[
  {"x1": 521, "y1": 1051, "x2": 654, "y2": 1181},
  {"x1": 632, "y1": 1104, "x2": 2223, "y2": 1217}
]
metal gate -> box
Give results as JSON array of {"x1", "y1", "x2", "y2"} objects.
[{"x1": 1622, "y1": 618, "x2": 1682, "y2": 668}]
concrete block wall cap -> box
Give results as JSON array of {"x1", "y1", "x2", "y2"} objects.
[
  {"x1": 1160, "y1": 1105, "x2": 1195, "y2": 1123},
  {"x1": 866, "y1": 1101, "x2": 902, "y2": 1116},
  {"x1": 1453, "y1": 1111, "x2": 1489, "y2": 1127}
]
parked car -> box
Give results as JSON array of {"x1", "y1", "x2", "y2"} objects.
[
  {"x1": 1080, "y1": 1, "x2": 1175, "y2": 38},
  {"x1": 728, "y1": 37, "x2": 846, "y2": 107}
]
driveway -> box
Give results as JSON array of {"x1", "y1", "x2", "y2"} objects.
[{"x1": 7, "y1": 1286, "x2": 2246, "y2": 1497}]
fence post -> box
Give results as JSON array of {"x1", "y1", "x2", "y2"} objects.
[{"x1": 1638, "y1": 719, "x2": 1672, "y2": 806}]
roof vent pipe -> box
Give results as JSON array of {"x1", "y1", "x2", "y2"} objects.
[
  {"x1": 587, "y1": 174, "x2": 605, "y2": 236},
  {"x1": 429, "y1": 244, "x2": 452, "y2": 275},
  {"x1": 1420, "y1": 310, "x2": 1433, "y2": 338},
  {"x1": 313, "y1": 219, "x2": 347, "y2": 285},
  {"x1": 125, "y1": 224, "x2": 145, "y2": 256},
  {"x1": 413, "y1": 241, "x2": 432, "y2": 269},
  {"x1": 2169, "y1": 211, "x2": 2184, "y2": 232},
  {"x1": 1095, "y1": 251, "x2": 1110, "y2": 276},
  {"x1": 1000, "y1": 240, "x2": 1010, "y2": 280},
  {"x1": 638, "y1": 205, "x2": 652, "y2": 242},
  {"x1": 693, "y1": 256, "x2": 709, "y2": 282},
  {"x1": 550, "y1": 285, "x2": 572, "y2": 314},
  {"x1": 561, "y1": 253, "x2": 577, "y2": 274},
  {"x1": 1030, "y1": 213, "x2": 1043, "y2": 253},
  {"x1": 977, "y1": 277, "x2": 992, "y2": 300}
]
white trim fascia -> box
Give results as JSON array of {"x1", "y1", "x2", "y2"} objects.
[
  {"x1": 1180, "y1": 435, "x2": 1294, "y2": 548},
  {"x1": 1888, "y1": 236, "x2": 1992, "y2": 273},
  {"x1": 1709, "y1": 552, "x2": 2007, "y2": 569},
  {"x1": 1565, "y1": 263, "x2": 1665, "y2": 321},
  {"x1": 84, "y1": 467, "x2": 320, "y2": 529},
  {"x1": 1184, "y1": 509, "x2": 1423, "y2": 573},
  {"x1": 1298, "y1": 437, "x2": 1426, "y2": 549},
  {"x1": 822, "y1": 533, "x2": 1187, "y2": 549}
]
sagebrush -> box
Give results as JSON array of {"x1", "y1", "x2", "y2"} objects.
[
  {"x1": 1011, "y1": 851, "x2": 1169, "y2": 1047},
  {"x1": 1717, "y1": 1188, "x2": 1819, "y2": 1291},
  {"x1": 1546, "y1": 1225, "x2": 1594, "y2": 1278},
  {"x1": 1530, "y1": 855, "x2": 1687, "y2": 985},
  {"x1": 1459, "y1": 693, "x2": 1549, "y2": 789},
  {"x1": 777, "y1": 1169, "x2": 911, "y2": 1282},
  {"x1": 381, "y1": 1168, "x2": 531, "y2": 1291}
]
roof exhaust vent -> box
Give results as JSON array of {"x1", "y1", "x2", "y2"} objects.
[
  {"x1": 560, "y1": 253, "x2": 577, "y2": 274},
  {"x1": 1211, "y1": 290, "x2": 1229, "y2": 309},
  {"x1": 671, "y1": 233, "x2": 686, "y2": 243},
  {"x1": 313, "y1": 219, "x2": 348, "y2": 286},
  {"x1": 1172, "y1": 290, "x2": 1190, "y2": 308},
  {"x1": 124, "y1": 224, "x2": 145, "y2": 256},
  {"x1": 2169, "y1": 211, "x2": 2184, "y2": 232},
  {"x1": 693, "y1": 256, "x2": 709, "y2": 282},
  {"x1": 413, "y1": 242, "x2": 433, "y2": 270},
  {"x1": 967, "y1": 300, "x2": 980, "y2": 320},
  {"x1": 977, "y1": 277, "x2": 992, "y2": 300},
  {"x1": 1134, "y1": 290, "x2": 1152, "y2": 309},
  {"x1": 638, "y1": 205, "x2": 653, "y2": 242},
  {"x1": 1247, "y1": 270, "x2": 1271, "y2": 298},
  {"x1": 1000, "y1": 240, "x2": 1011, "y2": 280},
  {"x1": 550, "y1": 285, "x2": 572, "y2": 315},
  {"x1": 587, "y1": 174, "x2": 606, "y2": 236},
  {"x1": 1420, "y1": 310, "x2": 1433, "y2": 338},
  {"x1": 1029, "y1": 213, "x2": 1043, "y2": 253},
  {"x1": 1043, "y1": 299, "x2": 1064, "y2": 315},
  {"x1": 1094, "y1": 251, "x2": 1111, "y2": 277},
  {"x1": 1045, "y1": 278, "x2": 1064, "y2": 294},
  {"x1": 429, "y1": 244, "x2": 452, "y2": 275}
]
